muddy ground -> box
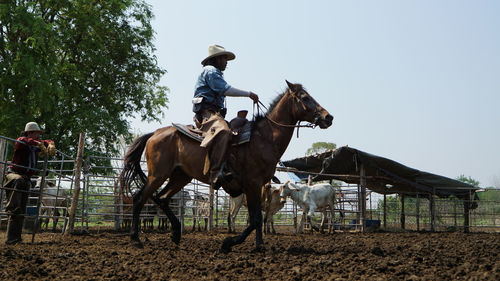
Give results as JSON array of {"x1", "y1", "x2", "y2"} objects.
[{"x1": 0, "y1": 230, "x2": 498, "y2": 281}]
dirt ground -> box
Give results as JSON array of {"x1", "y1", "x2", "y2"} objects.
[{"x1": 0, "y1": 230, "x2": 498, "y2": 281}]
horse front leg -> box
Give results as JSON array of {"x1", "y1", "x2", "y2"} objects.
[{"x1": 220, "y1": 191, "x2": 263, "y2": 253}]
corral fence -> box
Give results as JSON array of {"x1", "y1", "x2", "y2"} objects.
[{"x1": 1, "y1": 134, "x2": 499, "y2": 243}]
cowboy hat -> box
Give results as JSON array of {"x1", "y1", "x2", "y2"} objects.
[
  {"x1": 201, "y1": 44, "x2": 236, "y2": 65},
  {"x1": 24, "y1": 122, "x2": 43, "y2": 133}
]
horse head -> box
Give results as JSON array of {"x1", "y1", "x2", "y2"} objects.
[{"x1": 285, "y1": 80, "x2": 333, "y2": 129}]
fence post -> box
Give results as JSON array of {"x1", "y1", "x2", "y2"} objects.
[
  {"x1": 416, "y1": 193, "x2": 420, "y2": 231},
  {"x1": 359, "y1": 164, "x2": 367, "y2": 232},
  {"x1": 64, "y1": 132, "x2": 85, "y2": 234},
  {"x1": 383, "y1": 194, "x2": 387, "y2": 229},
  {"x1": 463, "y1": 192, "x2": 471, "y2": 233},
  {"x1": 31, "y1": 156, "x2": 49, "y2": 243},
  {"x1": 0, "y1": 138, "x2": 6, "y2": 188},
  {"x1": 0, "y1": 139, "x2": 6, "y2": 224},
  {"x1": 400, "y1": 194, "x2": 406, "y2": 230},
  {"x1": 430, "y1": 190, "x2": 436, "y2": 232},
  {"x1": 208, "y1": 186, "x2": 214, "y2": 231}
]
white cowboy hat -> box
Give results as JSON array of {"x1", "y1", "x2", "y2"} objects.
[
  {"x1": 201, "y1": 44, "x2": 236, "y2": 65},
  {"x1": 24, "y1": 122, "x2": 43, "y2": 133}
]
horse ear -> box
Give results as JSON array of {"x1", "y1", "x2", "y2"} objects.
[
  {"x1": 271, "y1": 176, "x2": 281, "y2": 184},
  {"x1": 285, "y1": 80, "x2": 295, "y2": 91}
]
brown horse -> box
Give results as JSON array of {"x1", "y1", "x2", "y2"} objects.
[{"x1": 119, "y1": 81, "x2": 333, "y2": 253}]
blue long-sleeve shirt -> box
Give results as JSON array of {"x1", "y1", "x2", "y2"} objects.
[{"x1": 193, "y1": 65, "x2": 231, "y2": 112}]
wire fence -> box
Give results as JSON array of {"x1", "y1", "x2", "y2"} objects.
[{"x1": 1, "y1": 134, "x2": 499, "y2": 242}]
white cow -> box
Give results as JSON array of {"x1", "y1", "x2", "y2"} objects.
[
  {"x1": 192, "y1": 193, "x2": 210, "y2": 232},
  {"x1": 35, "y1": 179, "x2": 70, "y2": 232},
  {"x1": 227, "y1": 183, "x2": 285, "y2": 234},
  {"x1": 279, "y1": 181, "x2": 337, "y2": 234}
]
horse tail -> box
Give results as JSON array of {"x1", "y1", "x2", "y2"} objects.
[{"x1": 119, "y1": 132, "x2": 154, "y2": 196}]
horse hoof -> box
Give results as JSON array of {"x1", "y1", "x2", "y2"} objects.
[
  {"x1": 132, "y1": 240, "x2": 144, "y2": 248},
  {"x1": 170, "y1": 231, "x2": 181, "y2": 245},
  {"x1": 171, "y1": 234, "x2": 181, "y2": 245},
  {"x1": 251, "y1": 246, "x2": 265, "y2": 253},
  {"x1": 220, "y1": 238, "x2": 233, "y2": 254},
  {"x1": 219, "y1": 246, "x2": 231, "y2": 254}
]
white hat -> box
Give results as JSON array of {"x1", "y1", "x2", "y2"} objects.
[
  {"x1": 201, "y1": 44, "x2": 236, "y2": 65},
  {"x1": 24, "y1": 122, "x2": 43, "y2": 133}
]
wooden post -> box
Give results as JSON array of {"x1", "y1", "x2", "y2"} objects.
[
  {"x1": 416, "y1": 193, "x2": 420, "y2": 231},
  {"x1": 64, "y1": 133, "x2": 85, "y2": 235},
  {"x1": 0, "y1": 139, "x2": 6, "y2": 220},
  {"x1": 400, "y1": 194, "x2": 406, "y2": 230},
  {"x1": 208, "y1": 186, "x2": 214, "y2": 231},
  {"x1": 114, "y1": 181, "x2": 121, "y2": 231},
  {"x1": 180, "y1": 188, "x2": 185, "y2": 233},
  {"x1": 0, "y1": 138, "x2": 6, "y2": 188},
  {"x1": 463, "y1": 192, "x2": 471, "y2": 233},
  {"x1": 359, "y1": 165, "x2": 367, "y2": 232},
  {"x1": 31, "y1": 156, "x2": 49, "y2": 243},
  {"x1": 454, "y1": 199, "x2": 458, "y2": 229},
  {"x1": 383, "y1": 193, "x2": 387, "y2": 229},
  {"x1": 430, "y1": 192, "x2": 435, "y2": 232},
  {"x1": 214, "y1": 190, "x2": 219, "y2": 229}
]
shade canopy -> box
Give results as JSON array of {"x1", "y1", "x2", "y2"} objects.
[{"x1": 282, "y1": 146, "x2": 478, "y2": 201}]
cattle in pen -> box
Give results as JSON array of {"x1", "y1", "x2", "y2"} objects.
[
  {"x1": 279, "y1": 181, "x2": 337, "y2": 234},
  {"x1": 34, "y1": 179, "x2": 70, "y2": 232},
  {"x1": 192, "y1": 193, "x2": 210, "y2": 232},
  {"x1": 228, "y1": 183, "x2": 285, "y2": 234}
]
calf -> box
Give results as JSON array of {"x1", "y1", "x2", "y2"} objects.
[
  {"x1": 262, "y1": 185, "x2": 286, "y2": 234},
  {"x1": 227, "y1": 183, "x2": 285, "y2": 234},
  {"x1": 192, "y1": 194, "x2": 210, "y2": 232},
  {"x1": 279, "y1": 181, "x2": 337, "y2": 234},
  {"x1": 35, "y1": 179, "x2": 70, "y2": 232}
]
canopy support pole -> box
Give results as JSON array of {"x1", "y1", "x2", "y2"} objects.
[
  {"x1": 359, "y1": 165, "x2": 367, "y2": 232},
  {"x1": 430, "y1": 189, "x2": 436, "y2": 232},
  {"x1": 463, "y1": 191, "x2": 471, "y2": 233},
  {"x1": 400, "y1": 194, "x2": 405, "y2": 230},
  {"x1": 383, "y1": 194, "x2": 387, "y2": 229},
  {"x1": 416, "y1": 193, "x2": 420, "y2": 231}
]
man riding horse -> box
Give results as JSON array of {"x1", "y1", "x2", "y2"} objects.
[{"x1": 193, "y1": 44, "x2": 259, "y2": 190}]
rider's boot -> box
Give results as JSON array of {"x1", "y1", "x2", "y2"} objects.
[{"x1": 211, "y1": 163, "x2": 234, "y2": 190}]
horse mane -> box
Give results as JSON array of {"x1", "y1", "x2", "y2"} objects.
[
  {"x1": 252, "y1": 83, "x2": 304, "y2": 128},
  {"x1": 253, "y1": 93, "x2": 284, "y2": 123}
]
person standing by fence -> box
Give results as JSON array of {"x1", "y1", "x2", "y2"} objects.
[{"x1": 3, "y1": 122, "x2": 56, "y2": 244}]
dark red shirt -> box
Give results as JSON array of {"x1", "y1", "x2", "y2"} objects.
[{"x1": 9, "y1": 137, "x2": 54, "y2": 176}]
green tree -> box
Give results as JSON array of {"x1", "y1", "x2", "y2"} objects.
[
  {"x1": 305, "y1": 142, "x2": 336, "y2": 156},
  {"x1": 456, "y1": 175, "x2": 480, "y2": 187},
  {"x1": 0, "y1": 0, "x2": 168, "y2": 157}
]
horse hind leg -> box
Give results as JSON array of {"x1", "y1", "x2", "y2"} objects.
[
  {"x1": 131, "y1": 175, "x2": 168, "y2": 245},
  {"x1": 151, "y1": 169, "x2": 192, "y2": 245}
]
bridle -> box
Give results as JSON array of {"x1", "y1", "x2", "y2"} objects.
[{"x1": 253, "y1": 89, "x2": 321, "y2": 130}]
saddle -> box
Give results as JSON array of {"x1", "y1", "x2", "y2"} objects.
[{"x1": 173, "y1": 113, "x2": 252, "y2": 146}]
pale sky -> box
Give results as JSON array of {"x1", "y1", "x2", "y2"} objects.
[{"x1": 131, "y1": 0, "x2": 500, "y2": 187}]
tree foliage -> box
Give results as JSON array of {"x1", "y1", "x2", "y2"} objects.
[
  {"x1": 305, "y1": 142, "x2": 336, "y2": 156},
  {"x1": 0, "y1": 0, "x2": 168, "y2": 157},
  {"x1": 456, "y1": 175, "x2": 480, "y2": 187}
]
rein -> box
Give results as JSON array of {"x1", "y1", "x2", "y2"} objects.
[
  {"x1": 255, "y1": 100, "x2": 315, "y2": 129},
  {"x1": 254, "y1": 98, "x2": 315, "y2": 138}
]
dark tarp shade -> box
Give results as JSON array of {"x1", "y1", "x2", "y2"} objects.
[{"x1": 282, "y1": 146, "x2": 478, "y2": 201}]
